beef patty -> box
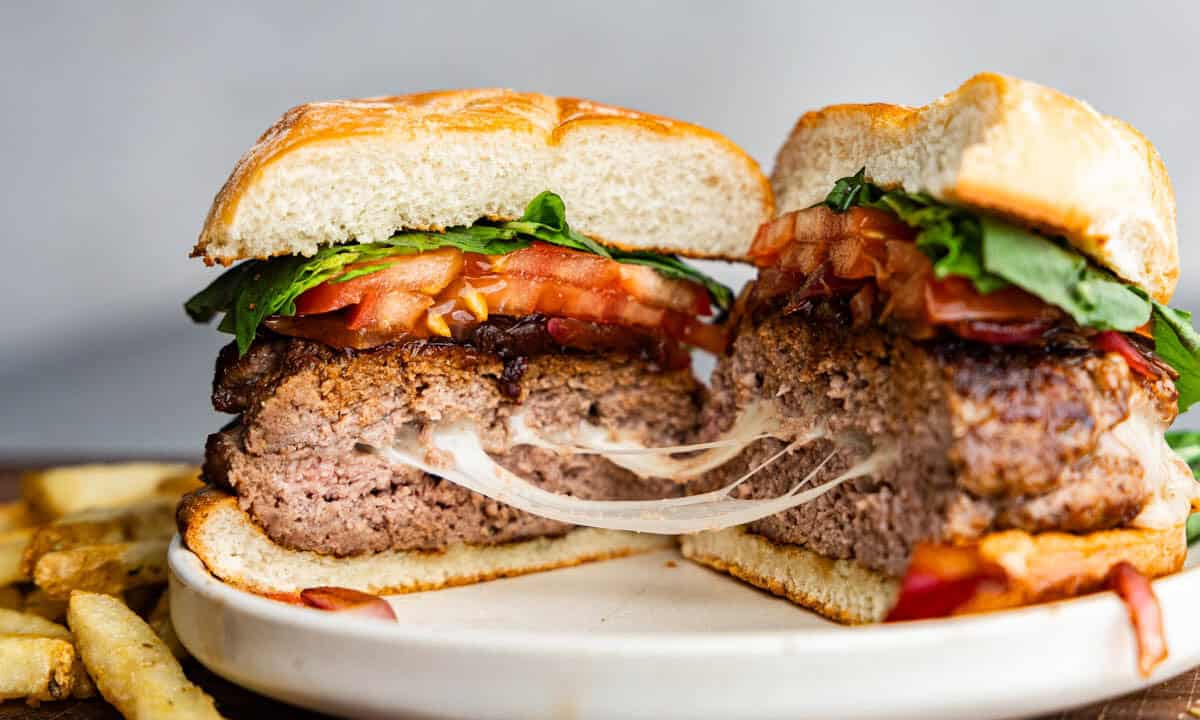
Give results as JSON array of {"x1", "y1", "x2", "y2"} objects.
[
  {"x1": 693, "y1": 304, "x2": 1180, "y2": 576},
  {"x1": 206, "y1": 336, "x2": 702, "y2": 556}
]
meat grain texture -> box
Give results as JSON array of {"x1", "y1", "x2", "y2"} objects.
[
  {"x1": 206, "y1": 337, "x2": 702, "y2": 556},
  {"x1": 694, "y1": 305, "x2": 1177, "y2": 576}
]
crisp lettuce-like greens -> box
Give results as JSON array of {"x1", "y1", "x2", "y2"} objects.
[
  {"x1": 186, "y1": 191, "x2": 732, "y2": 356},
  {"x1": 1165, "y1": 431, "x2": 1200, "y2": 544},
  {"x1": 823, "y1": 169, "x2": 1200, "y2": 412}
]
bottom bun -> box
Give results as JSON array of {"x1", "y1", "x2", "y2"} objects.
[
  {"x1": 680, "y1": 528, "x2": 899, "y2": 624},
  {"x1": 178, "y1": 487, "x2": 673, "y2": 597},
  {"x1": 680, "y1": 524, "x2": 1187, "y2": 624}
]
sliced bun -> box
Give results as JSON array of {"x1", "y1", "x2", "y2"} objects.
[
  {"x1": 680, "y1": 528, "x2": 898, "y2": 624},
  {"x1": 195, "y1": 89, "x2": 773, "y2": 265},
  {"x1": 178, "y1": 487, "x2": 672, "y2": 596},
  {"x1": 770, "y1": 73, "x2": 1178, "y2": 302},
  {"x1": 681, "y1": 524, "x2": 1186, "y2": 624}
]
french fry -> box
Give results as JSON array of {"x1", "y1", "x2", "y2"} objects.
[
  {"x1": 0, "y1": 586, "x2": 20, "y2": 611},
  {"x1": 0, "y1": 608, "x2": 94, "y2": 699},
  {"x1": 0, "y1": 528, "x2": 35, "y2": 585},
  {"x1": 21, "y1": 462, "x2": 200, "y2": 519},
  {"x1": 0, "y1": 608, "x2": 72, "y2": 640},
  {"x1": 68, "y1": 591, "x2": 224, "y2": 719},
  {"x1": 147, "y1": 591, "x2": 187, "y2": 660},
  {"x1": 0, "y1": 635, "x2": 76, "y2": 702},
  {"x1": 21, "y1": 588, "x2": 67, "y2": 621},
  {"x1": 20, "y1": 496, "x2": 178, "y2": 577},
  {"x1": 0, "y1": 501, "x2": 39, "y2": 532},
  {"x1": 33, "y1": 539, "x2": 169, "y2": 599}
]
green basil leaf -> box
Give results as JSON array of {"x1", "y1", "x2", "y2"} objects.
[
  {"x1": 822, "y1": 169, "x2": 1007, "y2": 294},
  {"x1": 183, "y1": 261, "x2": 255, "y2": 323},
  {"x1": 185, "y1": 190, "x2": 732, "y2": 354},
  {"x1": 1150, "y1": 302, "x2": 1200, "y2": 412},
  {"x1": 980, "y1": 217, "x2": 1152, "y2": 331},
  {"x1": 1167, "y1": 430, "x2": 1200, "y2": 470},
  {"x1": 820, "y1": 169, "x2": 1200, "y2": 413}
]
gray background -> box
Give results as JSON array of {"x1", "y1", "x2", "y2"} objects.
[{"x1": 2, "y1": 1, "x2": 1198, "y2": 454}]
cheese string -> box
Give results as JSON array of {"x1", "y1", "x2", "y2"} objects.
[{"x1": 360, "y1": 419, "x2": 897, "y2": 535}]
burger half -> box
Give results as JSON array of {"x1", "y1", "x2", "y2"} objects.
[
  {"x1": 681, "y1": 74, "x2": 1200, "y2": 664},
  {"x1": 178, "y1": 90, "x2": 772, "y2": 597}
]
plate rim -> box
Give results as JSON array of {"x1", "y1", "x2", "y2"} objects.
[{"x1": 167, "y1": 533, "x2": 1198, "y2": 656}]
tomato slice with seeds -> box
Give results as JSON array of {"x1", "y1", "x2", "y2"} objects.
[{"x1": 295, "y1": 248, "x2": 463, "y2": 316}]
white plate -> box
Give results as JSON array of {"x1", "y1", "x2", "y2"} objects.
[{"x1": 169, "y1": 535, "x2": 1200, "y2": 720}]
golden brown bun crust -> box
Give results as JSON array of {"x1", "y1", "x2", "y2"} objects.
[
  {"x1": 194, "y1": 89, "x2": 772, "y2": 265},
  {"x1": 681, "y1": 524, "x2": 1186, "y2": 624},
  {"x1": 177, "y1": 487, "x2": 672, "y2": 596},
  {"x1": 772, "y1": 73, "x2": 1178, "y2": 302}
]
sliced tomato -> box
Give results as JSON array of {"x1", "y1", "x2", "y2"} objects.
[
  {"x1": 617, "y1": 264, "x2": 712, "y2": 316},
  {"x1": 295, "y1": 248, "x2": 463, "y2": 316},
  {"x1": 750, "y1": 206, "x2": 913, "y2": 270},
  {"x1": 492, "y1": 243, "x2": 619, "y2": 288},
  {"x1": 924, "y1": 277, "x2": 1056, "y2": 324},
  {"x1": 344, "y1": 290, "x2": 433, "y2": 331}
]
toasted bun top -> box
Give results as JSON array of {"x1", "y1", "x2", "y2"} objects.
[
  {"x1": 194, "y1": 89, "x2": 773, "y2": 265},
  {"x1": 770, "y1": 73, "x2": 1178, "y2": 302}
]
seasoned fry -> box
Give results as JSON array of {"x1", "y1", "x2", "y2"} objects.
[
  {"x1": 0, "y1": 528, "x2": 34, "y2": 585},
  {"x1": 147, "y1": 591, "x2": 187, "y2": 659},
  {"x1": 21, "y1": 462, "x2": 200, "y2": 519},
  {"x1": 68, "y1": 591, "x2": 223, "y2": 719},
  {"x1": 34, "y1": 539, "x2": 169, "y2": 599},
  {"x1": 0, "y1": 608, "x2": 72, "y2": 640},
  {"x1": 21, "y1": 588, "x2": 66, "y2": 621},
  {"x1": 0, "y1": 501, "x2": 39, "y2": 532},
  {"x1": 0, "y1": 586, "x2": 20, "y2": 611},
  {"x1": 20, "y1": 496, "x2": 178, "y2": 576},
  {"x1": 0, "y1": 635, "x2": 76, "y2": 702}
]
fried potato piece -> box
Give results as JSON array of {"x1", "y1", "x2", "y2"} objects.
[
  {"x1": 34, "y1": 539, "x2": 169, "y2": 599},
  {"x1": 147, "y1": 591, "x2": 187, "y2": 660},
  {"x1": 0, "y1": 501, "x2": 39, "y2": 532},
  {"x1": 0, "y1": 635, "x2": 76, "y2": 702},
  {"x1": 20, "y1": 497, "x2": 178, "y2": 577},
  {"x1": 68, "y1": 591, "x2": 223, "y2": 719},
  {"x1": 0, "y1": 586, "x2": 20, "y2": 611},
  {"x1": 0, "y1": 528, "x2": 35, "y2": 585},
  {"x1": 0, "y1": 608, "x2": 72, "y2": 640},
  {"x1": 21, "y1": 463, "x2": 200, "y2": 519},
  {"x1": 21, "y1": 588, "x2": 67, "y2": 621}
]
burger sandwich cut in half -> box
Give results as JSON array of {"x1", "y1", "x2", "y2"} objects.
[
  {"x1": 680, "y1": 74, "x2": 1200, "y2": 663},
  {"x1": 179, "y1": 89, "x2": 772, "y2": 598}
]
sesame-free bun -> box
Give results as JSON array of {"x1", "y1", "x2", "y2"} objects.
[
  {"x1": 770, "y1": 73, "x2": 1178, "y2": 302},
  {"x1": 194, "y1": 89, "x2": 773, "y2": 265},
  {"x1": 178, "y1": 487, "x2": 673, "y2": 597},
  {"x1": 680, "y1": 524, "x2": 1186, "y2": 624}
]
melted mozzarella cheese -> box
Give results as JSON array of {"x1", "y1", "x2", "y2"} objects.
[
  {"x1": 505, "y1": 400, "x2": 783, "y2": 480},
  {"x1": 1107, "y1": 396, "x2": 1200, "y2": 529},
  {"x1": 361, "y1": 417, "x2": 897, "y2": 535}
]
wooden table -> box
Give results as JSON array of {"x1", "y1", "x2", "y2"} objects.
[{"x1": 0, "y1": 460, "x2": 1196, "y2": 720}]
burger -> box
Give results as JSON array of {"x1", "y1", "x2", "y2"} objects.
[
  {"x1": 679, "y1": 73, "x2": 1200, "y2": 667},
  {"x1": 177, "y1": 90, "x2": 772, "y2": 597}
]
